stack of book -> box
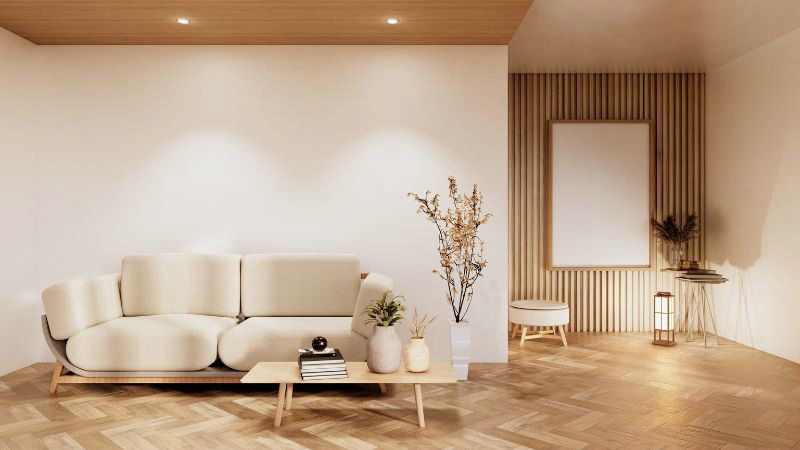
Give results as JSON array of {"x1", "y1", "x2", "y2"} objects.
[
  {"x1": 677, "y1": 268, "x2": 726, "y2": 282},
  {"x1": 298, "y1": 348, "x2": 348, "y2": 380}
]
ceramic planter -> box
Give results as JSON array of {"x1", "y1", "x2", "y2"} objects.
[
  {"x1": 449, "y1": 319, "x2": 471, "y2": 380},
  {"x1": 366, "y1": 325, "x2": 401, "y2": 373},
  {"x1": 403, "y1": 337, "x2": 430, "y2": 372}
]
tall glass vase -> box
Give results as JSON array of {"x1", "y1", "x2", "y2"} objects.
[{"x1": 671, "y1": 243, "x2": 685, "y2": 269}]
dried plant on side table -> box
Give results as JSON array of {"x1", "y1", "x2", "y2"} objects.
[{"x1": 651, "y1": 213, "x2": 700, "y2": 267}]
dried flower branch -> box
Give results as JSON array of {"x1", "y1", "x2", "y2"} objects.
[
  {"x1": 409, "y1": 307, "x2": 436, "y2": 339},
  {"x1": 408, "y1": 176, "x2": 491, "y2": 322}
]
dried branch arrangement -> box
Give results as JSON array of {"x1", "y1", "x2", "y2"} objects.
[
  {"x1": 408, "y1": 307, "x2": 436, "y2": 339},
  {"x1": 409, "y1": 176, "x2": 491, "y2": 322},
  {"x1": 651, "y1": 214, "x2": 700, "y2": 262}
]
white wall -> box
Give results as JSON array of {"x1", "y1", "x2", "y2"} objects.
[
  {"x1": 0, "y1": 29, "x2": 50, "y2": 375},
  {"x1": 707, "y1": 27, "x2": 800, "y2": 363},
  {"x1": 0, "y1": 43, "x2": 508, "y2": 373}
]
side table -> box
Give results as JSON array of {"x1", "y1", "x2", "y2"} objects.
[{"x1": 675, "y1": 277, "x2": 728, "y2": 347}]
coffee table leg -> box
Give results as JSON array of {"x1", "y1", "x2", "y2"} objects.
[
  {"x1": 275, "y1": 383, "x2": 286, "y2": 427},
  {"x1": 379, "y1": 383, "x2": 387, "y2": 394},
  {"x1": 413, "y1": 383, "x2": 425, "y2": 427},
  {"x1": 285, "y1": 383, "x2": 293, "y2": 410}
]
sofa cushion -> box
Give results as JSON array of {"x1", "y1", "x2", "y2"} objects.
[
  {"x1": 218, "y1": 317, "x2": 367, "y2": 370},
  {"x1": 351, "y1": 273, "x2": 394, "y2": 339},
  {"x1": 241, "y1": 253, "x2": 360, "y2": 317},
  {"x1": 66, "y1": 314, "x2": 237, "y2": 371},
  {"x1": 121, "y1": 254, "x2": 241, "y2": 317},
  {"x1": 42, "y1": 273, "x2": 122, "y2": 340}
]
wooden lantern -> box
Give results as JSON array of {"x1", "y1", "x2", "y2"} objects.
[{"x1": 653, "y1": 291, "x2": 676, "y2": 346}]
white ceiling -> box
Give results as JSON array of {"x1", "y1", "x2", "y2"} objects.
[{"x1": 509, "y1": 0, "x2": 800, "y2": 73}]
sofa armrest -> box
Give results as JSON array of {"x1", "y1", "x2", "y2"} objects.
[
  {"x1": 351, "y1": 273, "x2": 394, "y2": 338},
  {"x1": 42, "y1": 273, "x2": 123, "y2": 340}
]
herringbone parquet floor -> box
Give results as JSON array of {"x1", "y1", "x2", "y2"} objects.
[{"x1": 2, "y1": 333, "x2": 799, "y2": 449}]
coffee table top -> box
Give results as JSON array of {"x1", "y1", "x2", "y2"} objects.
[{"x1": 241, "y1": 362, "x2": 456, "y2": 384}]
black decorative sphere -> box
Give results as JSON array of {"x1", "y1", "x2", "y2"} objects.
[{"x1": 312, "y1": 336, "x2": 328, "y2": 352}]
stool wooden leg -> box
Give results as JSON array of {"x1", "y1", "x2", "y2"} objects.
[
  {"x1": 520, "y1": 326, "x2": 528, "y2": 347},
  {"x1": 378, "y1": 383, "x2": 387, "y2": 394},
  {"x1": 558, "y1": 325, "x2": 568, "y2": 347},
  {"x1": 511, "y1": 323, "x2": 519, "y2": 338}
]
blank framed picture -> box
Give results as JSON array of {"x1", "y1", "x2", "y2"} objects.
[{"x1": 547, "y1": 120, "x2": 654, "y2": 269}]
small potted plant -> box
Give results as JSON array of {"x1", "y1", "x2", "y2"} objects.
[
  {"x1": 362, "y1": 290, "x2": 405, "y2": 373},
  {"x1": 404, "y1": 308, "x2": 435, "y2": 372}
]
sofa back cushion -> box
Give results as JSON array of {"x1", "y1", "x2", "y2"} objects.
[
  {"x1": 43, "y1": 273, "x2": 123, "y2": 340},
  {"x1": 241, "y1": 253, "x2": 360, "y2": 317},
  {"x1": 121, "y1": 254, "x2": 241, "y2": 317}
]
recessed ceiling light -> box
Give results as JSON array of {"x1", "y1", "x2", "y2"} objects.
[
  {"x1": 176, "y1": 17, "x2": 191, "y2": 25},
  {"x1": 386, "y1": 17, "x2": 399, "y2": 25}
]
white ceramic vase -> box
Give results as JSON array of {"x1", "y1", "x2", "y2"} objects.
[
  {"x1": 449, "y1": 320, "x2": 471, "y2": 380},
  {"x1": 366, "y1": 325, "x2": 401, "y2": 373},
  {"x1": 403, "y1": 337, "x2": 430, "y2": 372}
]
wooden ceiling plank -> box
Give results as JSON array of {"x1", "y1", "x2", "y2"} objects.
[{"x1": 0, "y1": 0, "x2": 534, "y2": 45}]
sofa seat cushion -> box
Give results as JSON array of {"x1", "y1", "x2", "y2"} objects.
[
  {"x1": 66, "y1": 314, "x2": 237, "y2": 371},
  {"x1": 219, "y1": 317, "x2": 367, "y2": 371}
]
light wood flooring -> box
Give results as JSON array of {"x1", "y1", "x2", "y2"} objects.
[{"x1": 1, "y1": 333, "x2": 799, "y2": 449}]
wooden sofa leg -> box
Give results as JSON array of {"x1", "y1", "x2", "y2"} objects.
[{"x1": 50, "y1": 362, "x2": 63, "y2": 395}]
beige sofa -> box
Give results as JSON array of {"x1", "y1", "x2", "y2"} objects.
[{"x1": 41, "y1": 253, "x2": 392, "y2": 392}]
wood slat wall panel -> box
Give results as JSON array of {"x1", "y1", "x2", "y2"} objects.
[{"x1": 509, "y1": 73, "x2": 705, "y2": 332}]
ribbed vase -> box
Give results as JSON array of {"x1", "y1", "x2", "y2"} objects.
[{"x1": 449, "y1": 320, "x2": 471, "y2": 380}]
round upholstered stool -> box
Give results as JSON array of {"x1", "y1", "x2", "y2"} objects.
[{"x1": 509, "y1": 300, "x2": 569, "y2": 347}]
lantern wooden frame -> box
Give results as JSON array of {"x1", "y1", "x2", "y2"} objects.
[{"x1": 653, "y1": 291, "x2": 676, "y2": 346}]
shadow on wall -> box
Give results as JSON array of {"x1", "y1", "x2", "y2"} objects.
[
  {"x1": 711, "y1": 267, "x2": 757, "y2": 347},
  {"x1": 705, "y1": 156, "x2": 781, "y2": 271},
  {"x1": 704, "y1": 152, "x2": 781, "y2": 350},
  {"x1": 0, "y1": 290, "x2": 49, "y2": 376},
  {"x1": 706, "y1": 113, "x2": 800, "y2": 360}
]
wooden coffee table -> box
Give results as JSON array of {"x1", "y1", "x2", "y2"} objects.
[{"x1": 241, "y1": 362, "x2": 456, "y2": 428}]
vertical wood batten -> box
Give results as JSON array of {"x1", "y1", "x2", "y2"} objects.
[{"x1": 508, "y1": 74, "x2": 705, "y2": 332}]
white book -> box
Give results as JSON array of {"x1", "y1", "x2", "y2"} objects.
[
  {"x1": 300, "y1": 359, "x2": 345, "y2": 366},
  {"x1": 301, "y1": 365, "x2": 347, "y2": 373},
  {"x1": 302, "y1": 373, "x2": 349, "y2": 380},
  {"x1": 301, "y1": 370, "x2": 348, "y2": 377}
]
